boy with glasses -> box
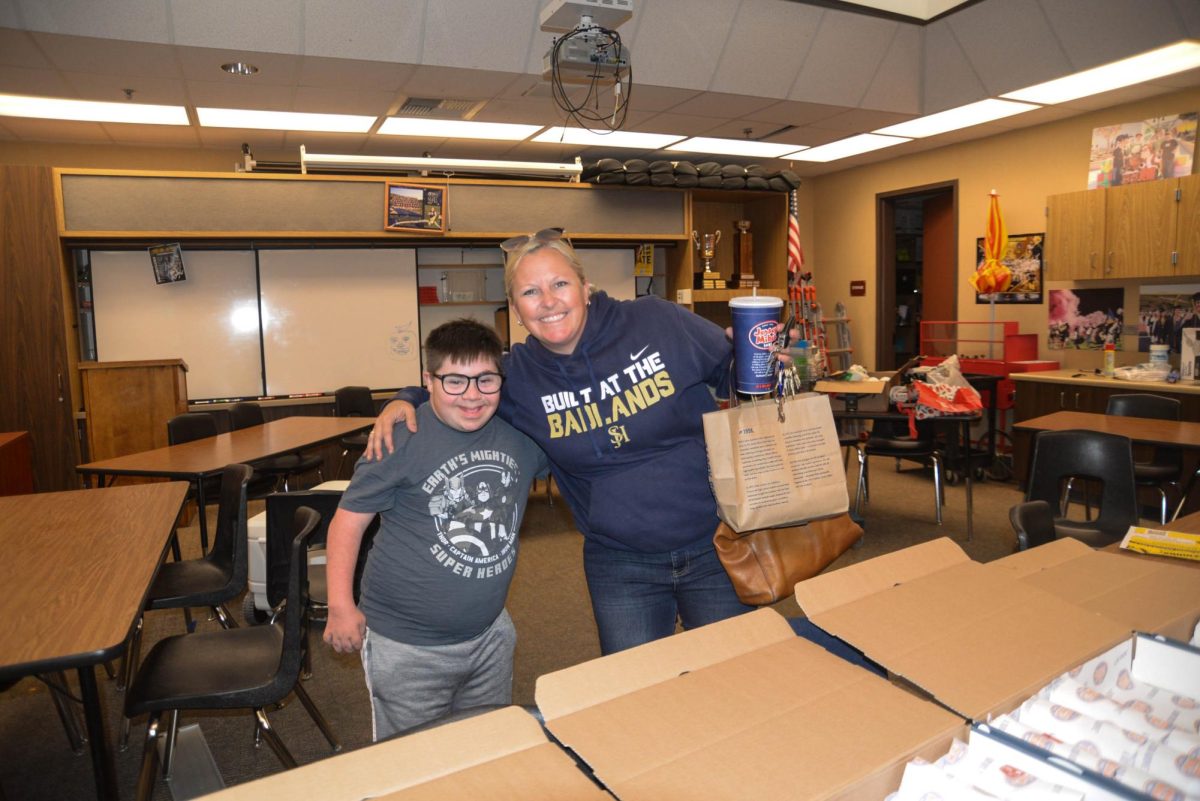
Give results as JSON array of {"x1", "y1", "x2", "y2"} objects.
[{"x1": 323, "y1": 318, "x2": 547, "y2": 740}]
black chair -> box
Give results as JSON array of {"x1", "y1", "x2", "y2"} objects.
[
  {"x1": 1025, "y1": 429, "x2": 1139, "y2": 547},
  {"x1": 856, "y1": 417, "x2": 944, "y2": 524},
  {"x1": 229, "y1": 402, "x2": 324, "y2": 491},
  {"x1": 1008, "y1": 500, "x2": 1057, "y2": 551},
  {"x1": 333, "y1": 386, "x2": 376, "y2": 477},
  {"x1": 126, "y1": 506, "x2": 340, "y2": 800},
  {"x1": 167, "y1": 413, "x2": 224, "y2": 552},
  {"x1": 1105, "y1": 393, "x2": 1191, "y2": 524}
]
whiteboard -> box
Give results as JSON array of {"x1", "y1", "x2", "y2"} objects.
[
  {"x1": 258, "y1": 249, "x2": 420, "y2": 395},
  {"x1": 91, "y1": 250, "x2": 263, "y2": 400},
  {"x1": 509, "y1": 248, "x2": 636, "y2": 347}
]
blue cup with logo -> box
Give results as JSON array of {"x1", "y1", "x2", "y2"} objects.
[{"x1": 729, "y1": 295, "x2": 783, "y2": 394}]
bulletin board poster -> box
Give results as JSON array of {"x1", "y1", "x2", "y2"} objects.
[
  {"x1": 1087, "y1": 112, "x2": 1197, "y2": 189},
  {"x1": 973, "y1": 232, "x2": 1043, "y2": 304},
  {"x1": 1138, "y1": 284, "x2": 1200, "y2": 353},
  {"x1": 1048, "y1": 288, "x2": 1124, "y2": 350}
]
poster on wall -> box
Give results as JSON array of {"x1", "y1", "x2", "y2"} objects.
[
  {"x1": 1048, "y1": 288, "x2": 1124, "y2": 350},
  {"x1": 1137, "y1": 284, "x2": 1200, "y2": 353},
  {"x1": 974, "y1": 232, "x2": 1043, "y2": 304},
  {"x1": 1087, "y1": 112, "x2": 1197, "y2": 189},
  {"x1": 385, "y1": 182, "x2": 447, "y2": 232}
]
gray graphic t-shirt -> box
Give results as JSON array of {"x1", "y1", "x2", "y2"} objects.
[{"x1": 340, "y1": 403, "x2": 548, "y2": 645}]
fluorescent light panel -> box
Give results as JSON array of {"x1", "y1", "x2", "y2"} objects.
[
  {"x1": 378, "y1": 118, "x2": 543, "y2": 140},
  {"x1": 788, "y1": 133, "x2": 909, "y2": 162},
  {"x1": 667, "y1": 136, "x2": 807, "y2": 158},
  {"x1": 0, "y1": 93, "x2": 188, "y2": 125},
  {"x1": 874, "y1": 98, "x2": 1038, "y2": 139},
  {"x1": 1002, "y1": 40, "x2": 1200, "y2": 105},
  {"x1": 301, "y1": 150, "x2": 582, "y2": 178},
  {"x1": 534, "y1": 126, "x2": 684, "y2": 149},
  {"x1": 197, "y1": 107, "x2": 374, "y2": 133}
]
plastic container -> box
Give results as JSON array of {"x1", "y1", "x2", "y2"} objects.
[
  {"x1": 1149, "y1": 343, "x2": 1169, "y2": 369},
  {"x1": 1103, "y1": 343, "x2": 1115, "y2": 377},
  {"x1": 794, "y1": 341, "x2": 811, "y2": 390}
]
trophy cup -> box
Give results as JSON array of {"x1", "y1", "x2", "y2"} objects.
[
  {"x1": 692, "y1": 229, "x2": 725, "y2": 289},
  {"x1": 731, "y1": 220, "x2": 759, "y2": 289}
]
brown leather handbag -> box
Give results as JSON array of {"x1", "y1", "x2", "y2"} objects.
[{"x1": 713, "y1": 513, "x2": 863, "y2": 606}]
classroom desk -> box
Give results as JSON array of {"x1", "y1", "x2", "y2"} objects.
[
  {"x1": 1013, "y1": 411, "x2": 1200, "y2": 520},
  {"x1": 76, "y1": 417, "x2": 372, "y2": 549},
  {"x1": 0, "y1": 481, "x2": 188, "y2": 801}
]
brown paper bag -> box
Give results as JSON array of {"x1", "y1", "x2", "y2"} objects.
[{"x1": 702, "y1": 393, "x2": 849, "y2": 532}]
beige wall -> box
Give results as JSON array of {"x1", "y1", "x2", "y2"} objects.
[{"x1": 809, "y1": 86, "x2": 1200, "y2": 372}]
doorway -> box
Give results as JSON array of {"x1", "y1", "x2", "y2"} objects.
[{"x1": 875, "y1": 182, "x2": 957, "y2": 370}]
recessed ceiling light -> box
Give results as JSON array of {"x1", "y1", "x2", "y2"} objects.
[
  {"x1": 533, "y1": 127, "x2": 685, "y2": 149},
  {"x1": 787, "y1": 133, "x2": 909, "y2": 162},
  {"x1": 0, "y1": 93, "x2": 188, "y2": 125},
  {"x1": 666, "y1": 136, "x2": 807, "y2": 158},
  {"x1": 197, "y1": 107, "x2": 375, "y2": 133},
  {"x1": 873, "y1": 98, "x2": 1039, "y2": 139},
  {"x1": 221, "y1": 62, "x2": 259, "y2": 76},
  {"x1": 378, "y1": 118, "x2": 543, "y2": 140},
  {"x1": 1000, "y1": 40, "x2": 1200, "y2": 105}
]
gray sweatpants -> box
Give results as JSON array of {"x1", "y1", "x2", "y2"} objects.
[{"x1": 360, "y1": 609, "x2": 516, "y2": 741}]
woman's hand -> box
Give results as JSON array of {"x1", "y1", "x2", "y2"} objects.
[{"x1": 365, "y1": 400, "x2": 418, "y2": 460}]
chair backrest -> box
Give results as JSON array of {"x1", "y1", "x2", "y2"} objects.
[
  {"x1": 1008, "y1": 500, "x2": 1057, "y2": 551},
  {"x1": 1025, "y1": 429, "x2": 1138, "y2": 539},
  {"x1": 1106, "y1": 393, "x2": 1182, "y2": 469},
  {"x1": 167, "y1": 412, "x2": 218, "y2": 445},
  {"x1": 264, "y1": 490, "x2": 379, "y2": 609},
  {"x1": 271, "y1": 505, "x2": 322, "y2": 695},
  {"x1": 228, "y1": 402, "x2": 266, "y2": 431},
  {"x1": 334, "y1": 386, "x2": 376, "y2": 418},
  {"x1": 206, "y1": 464, "x2": 253, "y2": 597}
]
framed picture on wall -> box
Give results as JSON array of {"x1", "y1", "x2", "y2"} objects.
[
  {"x1": 974, "y1": 232, "x2": 1043, "y2": 304},
  {"x1": 385, "y1": 183, "x2": 447, "y2": 233},
  {"x1": 148, "y1": 243, "x2": 187, "y2": 284}
]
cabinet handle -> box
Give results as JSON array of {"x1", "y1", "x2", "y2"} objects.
[
  {"x1": 1074, "y1": 392, "x2": 1081, "y2": 409},
  {"x1": 57, "y1": 372, "x2": 64, "y2": 403},
  {"x1": 1059, "y1": 391, "x2": 1066, "y2": 408},
  {"x1": 1105, "y1": 251, "x2": 1113, "y2": 275},
  {"x1": 1089, "y1": 252, "x2": 1095, "y2": 272}
]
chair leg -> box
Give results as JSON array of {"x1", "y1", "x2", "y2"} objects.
[
  {"x1": 254, "y1": 708, "x2": 298, "y2": 769},
  {"x1": 119, "y1": 616, "x2": 144, "y2": 692},
  {"x1": 931, "y1": 454, "x2": 944, "y2": 525},
  {"x1": 292, "y1": 682, "x2": 342, "y2": 752},
  {"x1": 44, "y1": 673, "x2": 86, "y2": 755},
  {"x1": 161, "y1": 709, "x2": 180, "y2": 779},
  {"x1": 853, "y1": 448, "x2": 867, "y2": 517},
  {"x1": 134, "y1": 713, "x2": 162, "y2": 801},
  {"x1": 212, "y1": 603, "x2": 239, "y2": 630}
]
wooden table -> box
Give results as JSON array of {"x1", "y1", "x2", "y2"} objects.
[
  {"x1": 1013, "y1": 411, "x2": 1200, "y2": 519},
  {"x1": 76, "y1": 417, "x2": 372, "y2": 549},
  {"x1": 0, "y1": 481, "x2": 189, "y2": 801}
]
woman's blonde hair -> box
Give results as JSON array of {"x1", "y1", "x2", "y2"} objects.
[{"x1": 503, "y1": 236, "x2": 588, "y2": 299}]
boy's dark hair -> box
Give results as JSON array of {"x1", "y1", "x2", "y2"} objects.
[{"x1": 425, "y1": 318, "x2": 503, "y2": 374}]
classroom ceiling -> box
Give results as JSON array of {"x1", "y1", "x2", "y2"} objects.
[{"x1": 0, "y1": 0, "x2": 1198, "y2": 178}]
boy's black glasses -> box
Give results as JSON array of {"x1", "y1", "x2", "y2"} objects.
[
  {"x1": 430, "y1": 372, "x2": 504, "y2": 395},
  {"x1": 500, "y1": 227, "x2": 568, "y2": 253}
]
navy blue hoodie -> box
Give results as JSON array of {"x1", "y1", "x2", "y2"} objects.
[{"x1": 399, "y1": 291, "x2": 732, "y2": 552}]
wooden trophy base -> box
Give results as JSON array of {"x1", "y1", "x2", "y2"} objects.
[
  {"x1": 730, "y1": 273, "x2": 760, "y2": 288},
  {"x1": 695, "y1": 271, "x2": 726, "y2": 289}
]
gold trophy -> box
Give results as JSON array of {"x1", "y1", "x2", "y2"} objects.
[
  {"x1": 731, "y1": 220, "x2": 759, "y2": 288},
  {"x1": 692, "y1": 229, "x2": 725, "y2": 289}
]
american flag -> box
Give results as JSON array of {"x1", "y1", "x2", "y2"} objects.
[{"x1": 787, "y1": 189, "x2": 804, "y2": 277}]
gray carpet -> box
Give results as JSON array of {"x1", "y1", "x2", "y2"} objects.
[{"x1": 0, "y1": 460, "x2": 1025, "y2": 800}]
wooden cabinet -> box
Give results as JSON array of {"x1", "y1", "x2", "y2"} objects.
[
  {"x1": 79, "y1": 359, "x2": 189, "y2": 461},
  {"x1": 1046, "y1": 175, "x2": 1200, "y2": 281}
]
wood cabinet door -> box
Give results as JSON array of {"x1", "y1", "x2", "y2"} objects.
[
  {"x1": 1176, "y1": 174, "x2": 1200, "y2": 277},
  {"x1": 1045, "y1": 190, "x2": 1104, "y2": 280},
  {"x1": 1105, "y1": 180, "x2": 1178, "y2": 278}
]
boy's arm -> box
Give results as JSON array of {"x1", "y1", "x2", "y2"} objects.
[{"x1": 323, "y1": 507, "x2": 376, "y2": 653}]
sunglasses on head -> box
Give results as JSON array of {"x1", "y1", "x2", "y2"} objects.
[{"x1": 500, "y1": 227, "x2": 569, "y2": 253}]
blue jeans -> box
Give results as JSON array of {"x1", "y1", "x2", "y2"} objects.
[{"x1": 583, "y1": 536, "x2": 755, "y2": 655}]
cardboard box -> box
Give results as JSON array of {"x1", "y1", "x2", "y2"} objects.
[
  {"x1": 536, "y1": 608, "x2": 964, "y2": 801},
  {"x1": 204, "y1": 707, "x2": 609, "y2": 801},
  {"x1": 1183, "y1": 326, "x2": 1198, "y2": 381},
  {"x1": 794, "y1": 538, "x2": 1200, "y2": 722}
]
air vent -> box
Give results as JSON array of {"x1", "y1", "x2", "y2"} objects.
[{"x1": 394, "y1": 97, "x2": 486, "y2": 120}]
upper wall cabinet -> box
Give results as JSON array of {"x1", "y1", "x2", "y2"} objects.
[{"x1": 1046, "y1": 174, "x2": 1200, "y2": 281}]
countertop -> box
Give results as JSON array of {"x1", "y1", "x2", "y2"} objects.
[{"x1": 1008, "y1": 368, "x2": 1200, "y2": 395}]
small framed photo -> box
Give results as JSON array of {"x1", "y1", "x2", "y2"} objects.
[
  {"x1": 385, "y1": 183, "x2": 447, "y2": 233},
  {"x1": 973, "y1": 232, "x2": 1043, "y2": 305},
  {"x1": 149, "y1": 243, "x2": 187, "y2": 284}
]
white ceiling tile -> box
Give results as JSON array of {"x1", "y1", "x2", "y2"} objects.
[
  {"x1": 702, "y1": 118, "x2": 808, "y2": 142},
  {"x1": 292, "y1": 84, "x2": 397, "y2": 116},
  {"x1": 402, "y1": 65, "x2": 524, "y2": 101},
  {"x1": 283, "y1": 130, "x2": 369, "y2": 152},
  {"x1": 102, "y1": 121, "x2": 202, "y2": 146},
  {"x1": 422, "y1": 0, "x2": 541, "y2": 73},
  {"x1": 816, "y1": 107, "x2": 915, "y2": 131},
  {"x1": 33, "y1": 31, "x2": 181, "y2": 77},
  {"x1": 667, "y1": 91, "x2": 778, "y2": 119},
  {"x1": 743, "y1": 99, "x2": 850, "y2": 126},
  {"x1": 302, "y1": 0, "x2": 425, "y2": 63},
  {"x1": 169, "y1": 0, "x2": 303, "y2": 54},
  {"x1": 789, "y1": 12, "x2": 901, "y2": 106},
  {"x1": 1040, "y1": 0, "x2": 1185, "y2": 73},
  {"x1": 920, "y1": 16, "x2": 987, "y2": 112},
  {"x1": 708, "y1": 0, "x2": 823, "y2": 98},
  {"x1": 628, "y1": 111, "x2": 721, "y2": 137},
  {"x1": 0, "y1": 64, "x2": 72, "y2": 96},
  {"x1": 297, "y1": 55, "x2": 413, "y2": 94},
  {"x1": 473, "y1": 95, "x2": 558, "y2": 124},
  {"x1": 198, "y1": 126, "x2": 284, "y2": 149},
  {"x1": 941, "y1": 0, "x2": 1069, "y2": 96},
  {"x1": 769, "y1": 126, "x2": 849, "y2": 147},
  {"x1": 1174, "y1": 0, "x2": 1200, "y2": 33},
  {"x1": 175, "y1": 46, "x2": 302, "y2": 85},
  {"x1": 60, "y1": 71, "x2": 187, "y2": 105},
  {"x1": 622, "y1": 83, "x2": 702, "y2": 113},
  {"x1": 0, "y1": 27, "x2": 51, "y2": 68},
  {"x1": 628, "y1": 0, "x2": 741, "y2": 90},
  {"x1": 15, "y1": 0, "x2": 170, "y2": 42},
  {"x1": 858, "y1": 23, "x2": 921, "y2": 114},
  {"x1": 0, "y1": 115, "x2": 111, "y2": 143},
  {"x1": 186, "y1": 79, "x2": 295, "y2": 110}
]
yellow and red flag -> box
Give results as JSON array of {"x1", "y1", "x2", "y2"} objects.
[{"x1": 970, "y1": 190, "x2": 1013, "y2": 295}]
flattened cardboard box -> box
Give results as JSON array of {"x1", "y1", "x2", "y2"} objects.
[
  {"x1": 536, "y1": 608, "x2": 963, "y2": 801},
  {"x1": 204, "y1": 706, "x2": 608, "y2": 801},
  {"x1": 794, "y1": 537, "x2": 1200, "y2": 722}
]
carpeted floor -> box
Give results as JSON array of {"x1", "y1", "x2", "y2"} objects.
[{"x1": 0, "y1": 458, "x2": 1025, "y2": 800}]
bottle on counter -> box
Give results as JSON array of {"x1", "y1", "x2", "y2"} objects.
[{"x1": 1103, "y1": 342, "x2": 1115, "y2": 377}]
